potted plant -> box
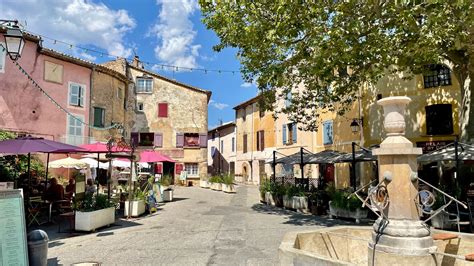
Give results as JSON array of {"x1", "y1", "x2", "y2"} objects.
[
  {"x1": 270, "y1": 182, "x2": 285, "y2": 208},
  {"x1": 200, "y1": 177, "x2": 210, "y2": 188},
  {"x1": 124, "y1": 189, "x2": 146, "y2": 217},
  {"x1": 209, "y1": 176, "x2": 223, "y2": 191},
  {"x1": 74, "y1": 193, "x2": 116, "y2": 231},
  {"x1": 221, "y1": 174, "x2": 236, "y2": 193},
  {"x1": 328, "y1": 188, "x2": 367, "y2": 224},
  {"x1": 308, "y1": 187, "x2": 328, "y2": 215},
  {"x1": 283, "y1": 185, "x2": 296, "y2": 209},
  {"x1": 259, "y1": 179, "x2": 271, "y2": 203},
  {"x1": 159, "y1": 175, "x2": 173, "y2": 202}
]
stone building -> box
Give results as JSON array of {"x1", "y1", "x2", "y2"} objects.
[
  {"x1": 207, "y1": 122, "x2": 236, "y2": 176},
  {"x1": 234, "y1": 95, "x2": 275, "y2": 184},
  {"x1": 103, "y1": 57, "x2": 211, "y2": 184}
]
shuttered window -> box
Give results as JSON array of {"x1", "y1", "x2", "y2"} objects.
[
  {"x1": 184, "y1": 163, "x2": 198, "y2": 176},
  {"x1": 154, "y1": 133, "x2": 163, "y2": 148},
  {"x1": 176, "y1": 133, "x2": 184, "y2": 148},
  {"x1": 257, "y1": 130, "x2": 265, "y2": 151},
  {"x1": 93, "y1": 107, "x2": 105, "y2": 128},
  {"x1": 282, "y1": 124, "x2": 287, "y2": 145},
  {"x1": 158, "y1": 103, "x2": 168, "y2": 118},
  {"x1": 199, "y1": 133, "x2": 207, "y2": 148},
  {"x1": 243, "y1": 134, "x2": 248, "y2": 153},
  {"x1": 175, "y1": 163, "x2": 184, "y2": 175},
  {"x1": 323, "y1": 120, "x2": 334, "y2": 145}
]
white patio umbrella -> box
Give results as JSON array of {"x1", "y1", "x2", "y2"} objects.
[
  {"x1": 49, "y1": 157, "x2": 88, "y2": 169},
  {"x1": 80, "y1": 158, "x2": 108, "y2": 169}
]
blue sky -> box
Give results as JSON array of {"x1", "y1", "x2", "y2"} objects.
[{"x1": 2, "y1": 0, "x2": 257, "y2": 129}]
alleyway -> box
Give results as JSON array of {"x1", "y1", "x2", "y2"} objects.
[{"x1": 48, "y1": 185, "x2": 360, "y2": 265}]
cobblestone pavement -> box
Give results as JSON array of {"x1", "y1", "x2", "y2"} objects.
[{"x1": 47, "y1": 185, "x2": 362, "y2": 265}]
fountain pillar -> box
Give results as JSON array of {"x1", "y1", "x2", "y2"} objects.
[{"x1": 369, "y1": 96, "x2": 437, "y2": 265}]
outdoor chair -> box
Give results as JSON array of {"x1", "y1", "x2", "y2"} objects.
[{"x1": 27, "y1": 196, "x2": 46, "y2": 226}]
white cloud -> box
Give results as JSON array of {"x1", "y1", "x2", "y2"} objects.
[
  {"x1": 209, "y1": 100, "x2": 229, "y2": 110},
  {"x1": 3, "y1": 0, "x2": 135, "y2": 59},
  {"x1": 149, "y1": 0, "x2": 200, "y2": 69},
  {"x1": 79, "y1": 52, "x2": 97, "y2": 62},
  {"x1": 241, "y1": 82, "x2": 254, "y2": 88}
]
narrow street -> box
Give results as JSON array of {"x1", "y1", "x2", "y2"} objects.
[{"x1": 47, "y1": 185, "x2": 357, "y2": 265}]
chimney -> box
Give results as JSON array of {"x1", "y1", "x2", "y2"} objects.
[{"x1": 132, "y1": 55, "x2": 144, "y2": 69}]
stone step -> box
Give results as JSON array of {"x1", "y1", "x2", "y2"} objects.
[{"x1": 432, "y1": 233, "x2": 459, "y2": 241}]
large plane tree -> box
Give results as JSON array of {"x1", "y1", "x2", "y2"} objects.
[{"x1": 200, "y1": 1, "x2": 474, "y2": 141}]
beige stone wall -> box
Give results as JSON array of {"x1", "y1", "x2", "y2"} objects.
[
  {"x1": 127, "y1": 66, "x2": 209, "y2": 180},
  {"x1": 90, "y1": 70, "x2": 129, "y2": 142}
]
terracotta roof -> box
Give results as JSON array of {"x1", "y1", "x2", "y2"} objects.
[
  {"x1": 208, "y1": 121, "x2": 236, "y2": 133},
  {"x1": 128, "y1": 64, "x2": 212, "y2": 101},
  {"x1": 233, "y1": 95, "x2": 261, "y2": 110}
]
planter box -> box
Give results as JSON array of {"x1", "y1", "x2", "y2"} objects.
[
  {"x1": 163, "y1": 189, "x2": 173, "y2": 202},
  {"x1": 124, "y1": 200, "x2": 146, "y2": 217},
  {"x1": 283, "y1": 195, "x2": 293, "y2": 209},
  {"x1": 210, "y1": 182, "x2": 222, "y2": 191},
  {"x1": 272, "y1": 194, "x2": 284, "y2": 208},
  {"x1": 200, "y1": 180, "x2": 210, "y2": 188},
  {"x1": 222, "y1": 184, "x2": 236, "y2": 193},
  {"x1": 265, "y1": 192, "x2": 275, "y2": 206},
  {"x1": 329, "y1": 201, "x2": 367, "y2": 224},
  {"x1": 75, "y1": 207, "x2": 115, "y2": 232},
  {"x1": 292, "y1": 196, "x2": 309, "y2": 212}
]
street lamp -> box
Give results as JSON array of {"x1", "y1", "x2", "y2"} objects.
[
  {"x1": 350, "y1": 118, "x2": 363, "y2": 133},
  {"x1": 3, "y1": 23, "x2": 25, "y2": 61}
]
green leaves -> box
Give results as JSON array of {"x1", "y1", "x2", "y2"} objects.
[{"x1": 200, "y1": 1, "x2": 474, "y2": 132}]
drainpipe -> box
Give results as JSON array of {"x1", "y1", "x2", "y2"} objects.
[{"x1": 89, "y1": 66, "x2": 95, "y2": 143}]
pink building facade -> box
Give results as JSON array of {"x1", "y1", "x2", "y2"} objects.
[{"x1": 0, "y1": 32, "x2": 92, "y2": 144}]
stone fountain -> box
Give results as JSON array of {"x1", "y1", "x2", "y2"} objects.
[{"x1": 279, "y1": 96, "x2": 474, "y2": 265}]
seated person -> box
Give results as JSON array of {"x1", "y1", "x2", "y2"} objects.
[
  {"x1": 85, "y1": 179, "x2": 97, "y2": 195},
  {"x1": 43, "y1": 177, "x2": 64, "y2": 202},
  {"x1": 65, "y1": 178, "x2": 75, "y2": 199}
]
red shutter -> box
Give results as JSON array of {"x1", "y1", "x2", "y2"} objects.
[
  {"x1": 155, "y1": 163, "x2": 163, "y2": 174},
  {"x1": 199, "y1": 133, "x2": 207, "y2": 148},
  {"x1": 175, "y1": 163, "x2": 184, "y2": 175},
  {"x1": 158, "y1": 103, "x2": 168, "y2": 117},
  {"x1": 154, "y1": 133, "x2": 163, "y2": 148},
  {"x1": 176, "y1": 133, "x2": 184, "y2": 148}
]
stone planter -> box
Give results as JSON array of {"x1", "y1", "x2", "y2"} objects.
[
  {"x1": 292, "y1": 196, "x2": 309, "y2": 213},
  {"x1": 283, "y1": 195, "x2": 293, "y2": 209},
  {"x1": 124, "y1": 200, "x2": 146, "y2": 217},
  {"x1": 329, "y1": 201, "x2": 367, "y2": 224},
  {"x1": 210, "y1": 182, "x2": 222, "y2": 191},
  {"x1": 272, "y1": 194, "x2": 284, "y2": 208},
  {"x1": 200, "y1": 180, "x2": 210, "y2": 188},
  {"x1": 163, "y1": 189, "x2": 173, "y2": 202},
  {"x1": 222, "y1": 184, "x2": 236, "y2": 193},
  {"x1": 75, "y1": 207, "x2": 115, "y2": 232},
  {"x1": 265, "y1": 192, "x2": 275, "y2": 206}
]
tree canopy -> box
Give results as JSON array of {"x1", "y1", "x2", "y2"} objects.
[{"x1": 200, "y1": 1, "x2": 474, "y2": 140}]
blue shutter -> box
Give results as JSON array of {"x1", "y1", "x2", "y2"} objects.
[
  {"x1": 292, "y1": 123, "x2": 297, "y2": 144},
  {"x1": 282, "y1": 124, "x2": 287, "y2": 144}
]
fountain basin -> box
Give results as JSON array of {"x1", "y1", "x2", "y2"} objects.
[{"x1": 279, "y1": 226, "x2": 474, "y2": 265}]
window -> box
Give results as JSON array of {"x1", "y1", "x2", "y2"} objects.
[
  {"x1": 185, "y1": 163, "x2": 199, "y2": 176},
  {"x1": 0, "y1": 42, "x2": 5, "y2": 73},
  {"x1": 184, "y1": 133, "x2": 200, "y2": 147},
  {"x1": 231, "y1": 137, "x2": 235, "y2": 152},
  {"x1": 425, "y1": 104, "x2": 453, "y2": 135},
  {"x1": 137, "y1": 102, "x2": 144, "y2": 112},
  {"x1": 258, "y1": 105, "x2": 265, "y2": 118},
  {"x1": 256, "y1": 130, "x2": 265, "y2": 151},
  {"x1": 243, "y1": 134, "x2": 248, "y2": 153},
  {"x1": 67, "y1": 114, "x2": 84, "y2": 145},
  {"x1": 68, "y1": 83, "x2": 85, "y2": 107},
  {"x1": 93, "y1": 107, "x2": 105, "y2": 128},
  {"x1": 242, "y1": 108, "x2": 246, "y2": 122},
  {"x1": 285, "y1": 92, "x2": 292, "y2": 108},
  {"x1": 139, "y1": 132, "x2": 154, "y2": 146},
  {"x1": 136, "y1": 77, "x2": 153, "y2": 93},
  {"x1": 117, "y1": 87, "x2": 122, "y2": 99},
  {"x1": 158, "y1": 103, "x2": 168, "y2": 118},
  {"x1": 287, "y1": 123, "x2": 297, "y2": 145},
  {"x1": 423, "y1": 65, "x2": 452, "y2": 88},
  {"x1": 220, "y1": 140, "x2": 224, "y2": 153},
  {"x1": 323, "y1": 120, "x2": 334, "y2": 145}
]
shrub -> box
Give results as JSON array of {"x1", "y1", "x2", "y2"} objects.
[
  {"x1": 269, "y1": 182, "x2": 286, "y2": 196},
  {"x1": 259, "y1": 179, "x2": 271, "y2": 194},
  {"x1": 222, "y1": 174, "x2": 234, "y2": 185},
  {"x1": 209, "y1": 175, "x2": 223, "y2": 183},
  {"x1": 330, "y1": 189, "x2": 362, "y2": 211},
  {"x1": 74, "y1": 193, "x2": 115, "y2": 212},
  {"x1": 160, "y1": 175, "x2": 173, "y2": 186},
  {"x1": 286, "y1": 185, "x2": 306, "y2": 198}
]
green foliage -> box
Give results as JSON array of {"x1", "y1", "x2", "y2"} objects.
[
  {"x1": 133, "y1": 189, "x2": 146, "y2": 201},
  {"x1": 222, "y1": 174, "x2": 234, "y2": 185},
  {"x1": 159, "y1": 175, "x2": 172, "y2": 187},
  {"x1": 259, "y1": 179, "x2": 272, "y2": 194},
  {"x1": 286, "y1": 185, "x2": 306, "y2": 198},
  {"x1": 330, "y1": 189, "x2": 362, "y2": 212},
  {"x1": 200, "y1": 1, "x2": 474, "y2": 137},
  {"x1": 269, "y1": 182, "x2": 286, "y2": 196},
  {"x1": 74, "y1": 193, "x2": 115, "y2": 212},
  {"x1": 209, "y1": 175, "x2": 223, "y2": 183}
]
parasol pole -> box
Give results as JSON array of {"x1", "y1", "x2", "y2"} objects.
[
  {"x1": 351, "y1": 142, "x2": 356, "y2": 190},
  {"x1": 27, "y1": 152, "x2": 31, "y2": 201},
  {"x1": 454, "y1": 138, "x2": 459, "y2": 190},
  {"x1": 45, "y1": 153, "x2": 50, "y2": 198},
  {"x1": 96, "y1": 152, "x2": 100, "y2": 196}
]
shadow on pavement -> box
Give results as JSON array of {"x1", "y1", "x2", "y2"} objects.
[{"x1": 251, "y1": 203, "x2": 373, "y2": 227}]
